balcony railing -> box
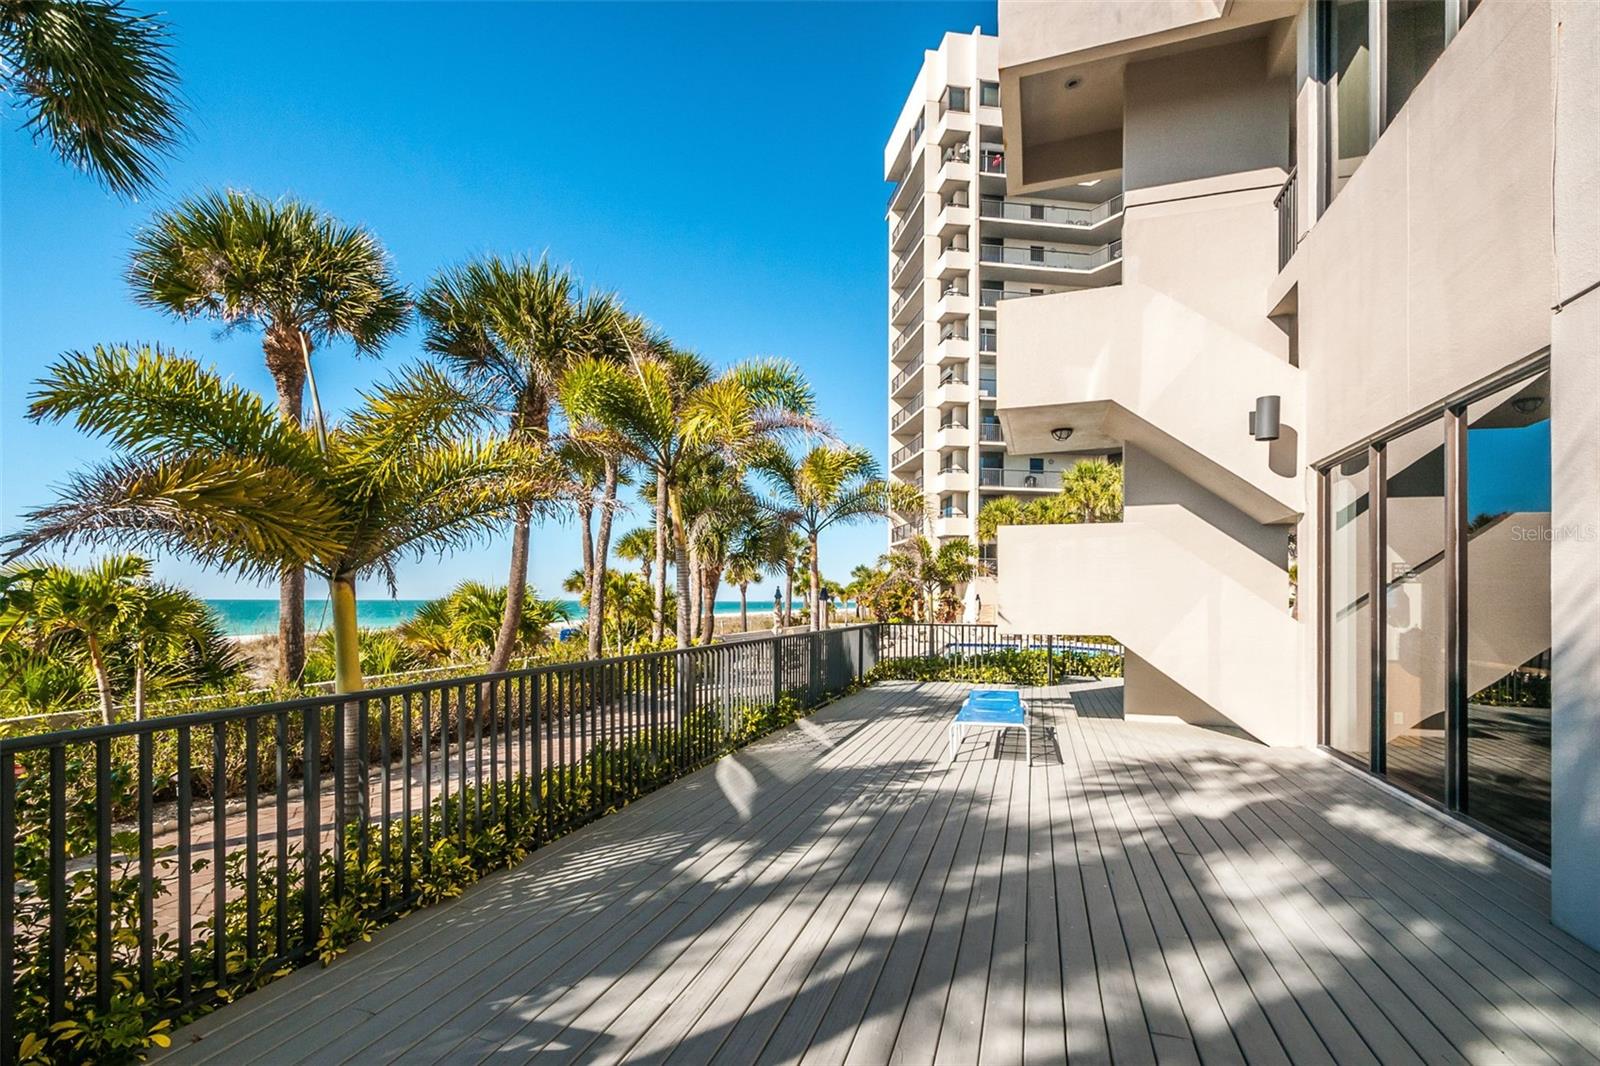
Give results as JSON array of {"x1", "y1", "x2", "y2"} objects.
[
  {"x1": 978, "y1": 194, "x2": 1124, "y2": 227},
  {"x1": 891, "y1": 395, "x2": 924, "y2": 431},
  {"x1": 977, "y1": 377, "x2": 997, "y2": 398},
  {"x1": 891, "y1": 280, "x2": 924, "y2": 317},
  {"x1": 979, "y1": 288, "x2": 1054, "y2": 308},
  {"x1": 1275, "y1": 166, "x2": 1299, "y2": 270},
  {"x1": 979, "y1": 468, "x2": 1061, "y2": 490},
  {"x1": 890, "y1": 364, "x2": 921, "y2": 392},
  {"x1": 978, "y1": 331, "x2": 997, "y2": 353},
  {"x1": 979, "y1": 423, "x2": 1004, "y2": 442},
  {"x1": 941, "y1": 144, "x2": 971, "y2": 167},
  {"x1": 937, "y1": 324, "x2": 969, "y2": 344},
  {"x1": 978, "y1": 241, "x2": 1122, "y2": 271},
  {"x1": 891, "y1": 316, "x2": 923, "y2": 358},
  {"x1": 978, "y1": 149, "x2": 1005, "y2": 175},
  {"x1": 890, "y1": 435, "x2": 924, "y2": 466},
  {"x1": 890, "y1": 197, "x2": 924, "y2": 245},
  {"x1": 890, "y1": 521, "x2": 917, "y2": 542}
]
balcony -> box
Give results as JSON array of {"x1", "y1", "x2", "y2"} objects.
[
  {"x1": 972, "y1": 192, "x2": 1126, "y2": 230},
  {"x1": 891, "y1": 277, "x2": 925, "y2": 325},
  {"x1": 890, "y1": 394, "x2": 923, "y2": 433},
  {"x1": 977, "y1": 147, "x2": 1005, "y2": 175},
  {"x1": 890, "y1": 317, "x2": 924, "y2": 361},
  {"x1": 978, "y1": 330, "x2": 997, "y2": 353},
  {"x1": 889, "y1": 520, "x2": 917, "y2": 543},
  {"x1": 933, "y1": 512, "x2": 971, "y2": 538},
  {"x1": 890, "y1": 195, "x2": 925, "y2": 252},
  {"x1": 934, "y1": 421, "x2": 971, "y2": 450},
  {"x1": 886, "y1": 144, "x2": 925, "y2": 213},
  {"x1": 978, "y1": 240, "x2": 1122, "y2": 274},
  {"x1": 932, "y1": 465, "x2": 972, "y2": 493},
  {"x1": 978, "y1": 467, "x2": 1060, "y2": 491},
  {"x1": 935, "y1": 373, "x2": 972, "y2": 408},
  {"x1": 890, "y1": 244, "x2": 923, "y2": 291},
  {"x1": 933, "y1": 283, "x2": 971, "y2": 322},
  {"x1": 977, "y1": 376, "x2": 997, "y2": 399},
  {"x1": 890, "y1": 434, "x2": 923, "y2": 469},
  {"x1": 978, "y1": 422, "x2": 1004, "y2": 444},
  {"x1": 890, "y1": 363, "x2": 923, "y2": 397}
]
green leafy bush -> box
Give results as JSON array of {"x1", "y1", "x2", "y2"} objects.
[{"x1": 866, "y1": 648, "x2": 1123, "y2": 686}]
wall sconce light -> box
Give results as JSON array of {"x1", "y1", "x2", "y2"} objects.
[
  {"x1": 1251, "y1": 395, "x2": 1281, "y2": 442},
  {"x1": 1050, "y1": 427, "x2": 1074, "y2": 442},
  {"x1": 1512, "y1": 395, "x2": 1545, "y2": 414}
]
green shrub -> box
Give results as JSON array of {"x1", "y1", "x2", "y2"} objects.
[{"x1": 865, "y1": 648, "x2": 1123, "y2": 686}]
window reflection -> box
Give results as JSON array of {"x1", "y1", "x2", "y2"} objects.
[
  {"x1": 1386, "y1": 0, "x2": 1448, "y2": 124},
  {"x1": 1465, "y1": 372, "x2": 1552, "y2": 856},
  {"x1": 1328, "y1": 454, "x2": 1371, "y2": 761},
  {"x1": 1383, "y1": 419, "x2": 1447, "y2": 803},
  {"x1": 1332, "y1": 0, "x2": 1372, "y2": 196}
]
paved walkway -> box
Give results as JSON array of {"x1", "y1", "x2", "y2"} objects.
[{"x1": 158, "y1": 680, "x2": 1600, "y2": 1064}]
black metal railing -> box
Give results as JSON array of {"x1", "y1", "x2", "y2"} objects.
[
  {"x1": 0, "y1": 622, "x2": 1125, "y2": 1054},
  {"x1": 1275, "y1": 166, "x2": 1299, "y2": 270},
  {"x1": 0, "y1": 625, "x2": 883, "y2": 1054}
]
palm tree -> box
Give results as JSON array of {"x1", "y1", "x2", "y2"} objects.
[
  {"x1": 888, "y1": 536, "x2": 977, "y2": 622},
  {"x1": 1059, "y1": 457, "x2": 1124, "y2": 522},
  {"x1": 15, "y1": 344, "x2": 555, "y2": 824},
  {"x1": 614, "y1": 526, "x2": 655, "y2": 589},
  {"x1": 778, "y1": 530, "x2": 806, "y2": 628},
  {"x1": 126, "y1": 191, "x2": 411, "y2": 683},
  {"x1": 757, "y1": 445, "x2": 923, "y2": 631},
  {"x1": 25, "y1": 554, "x2": 147, "y2": 723},
  {"x1": 419, "y1": 255, "x2": 627, "y2": 672},
  {"x1": 1, "y1": 0, "x2": 183, "y2": 197},
  {"x1": 120, "y1": 580, "x2": 212, "y2": 719},
  {"x1": 561, "y1": 349, "x2": 817, "y2": 646}
]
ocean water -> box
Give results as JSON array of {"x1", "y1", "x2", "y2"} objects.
[{"x1": 205, "y1": 598, "x2": 807, "y2": 637}]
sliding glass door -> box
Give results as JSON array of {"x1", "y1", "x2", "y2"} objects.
[{"x1": 1320, "y1": 364, "x2": 1553, "y2": 859}]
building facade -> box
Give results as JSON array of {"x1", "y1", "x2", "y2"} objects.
[
  {"x1": 884, "y1": 30, "x2": 1124, "y2": 611},
  {"x1": 989, "y1": 0, "x2": 1600, "y2": 949}
]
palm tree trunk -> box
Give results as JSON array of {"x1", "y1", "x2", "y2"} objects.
[
  {"x1": 739, "y1": 584, "x2": 749, "y2": 632},
  {"x1": 652, "y1": 472, "x2": 668, "y2": 642},
  {"x1": 134, "y1": 649, "x2": 146, "y2": 722},
  {"x1": 783, "y1": 564, "x2": 794, "y2": 631},
  {"x1": 701, "y1": 567, "x2": 719, "y2": 643},
  {"x1": 85, "y1": 632, "x2": 115, "y2": 725},
  {"x1": 687, "y1": 544, "x2": 701, "y2": 641},
  {"x1": 669, "y1": 490, "x2": 692, "y2": 647},
  {"x1": 329, "y1": 571, "x2": 367, "y2": 832},
  {"x1": 267, "y1": 332, "x2": 309, "y2": 686},
  {"x1": 488, "y1": 501, "x2": 533, "y2": 674},
  {"x1": 809, "y1": 530, "x2": 822, "y2": 631},
  {"x1": 578, "y1": 495, "x2": 594, "y2": 601},
  {"x1": 587, "y1": 457, "x2": 618, "y2": 660}
]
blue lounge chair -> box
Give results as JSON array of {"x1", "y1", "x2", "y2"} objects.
[{"x1": 949, "y1": 688, "x2": 1031, "y2": 764}]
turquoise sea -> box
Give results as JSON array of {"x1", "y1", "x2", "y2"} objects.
[{"x1": 206, "y1": 598, "x2": 807, "y2": 638}]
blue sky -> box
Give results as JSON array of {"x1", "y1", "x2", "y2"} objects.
[{"x1": 2, "y1": 0, "x2": 995, "y2": 600}]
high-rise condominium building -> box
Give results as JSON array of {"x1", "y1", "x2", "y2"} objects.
[
  {"x1": 985, "y1": 0, "x2": 1599, "y2": 949},
  {"x1": 883, "y1": 30, "x2": 1123, "y2": 613}
]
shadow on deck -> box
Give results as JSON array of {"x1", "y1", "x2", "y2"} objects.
[{"x1": 158, "y1": 680, "x2": 1600, "y2": 1065}]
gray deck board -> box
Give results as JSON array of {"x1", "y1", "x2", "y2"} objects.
[{"x1": 159, "y1": 679, "x2": 1600, "y2": 1066}]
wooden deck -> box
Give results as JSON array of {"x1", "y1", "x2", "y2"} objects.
[{"x1": 159, "y1": 680, "x2": 1600, "y2": 1065}]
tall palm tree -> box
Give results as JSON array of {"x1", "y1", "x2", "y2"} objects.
[
  {"x1": 614, "y1": 526, "x2": 655, "y2": 588},
  {"x1": 25, "y1": 554, "x2": 147, "y2": 723},
  {"x1": 120, "y1": 579, "x2": 211, "y2": 720},
  {"x1": 757, "y1": 445, "x2": 923, "y2": 631},
  {"x1": 1, "y1": 0, "x2": 184, "y2": 197},
  {"x1": 15, "y1": 344, "x2": 556, "y2": 823},
  {"x1": 561, "y1": 348, "x2": 816, "y2": 646},
  {"x1": 888, "y1": 536, "x2": 976, "y2": 622},
  {"x1": 419, "y1": 255, "x2": 626, "y2": 672},
  {"x1": 125, "y1": 190, "x2": 410, "y2": 683}
]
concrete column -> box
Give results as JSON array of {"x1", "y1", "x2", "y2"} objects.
[{"x1": 1549, "y1": 0, "x2": 1600, "y2": 950}]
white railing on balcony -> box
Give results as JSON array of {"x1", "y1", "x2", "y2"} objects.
[
  {"x1": 892, "y1": 279, "x2": 924, "y2": 317},
  {"x1": 891, "y1": 395, "x2": 924, "y2": 431},
  {"x1": 891, "y1": 316, "x2": 924, "y2": 358},
  {"x1": 890, "y1": 435, "x2": 924, "y2": 466},
  {"x1": 890, "y1": 364, "x2": 921, "y2": 392},
  {"x1": 978, "y1": 194, "x2": 1124, "y2": 227},
  {"x1": 979, "y1": 423, "x2": 1004, "y2": 442},
  {"x1": 978, "y1": 468, "x2": 1061, "y2": 490},
  {"x1": 978, "y1": 240, "x2": 1122, "y2": 271}
]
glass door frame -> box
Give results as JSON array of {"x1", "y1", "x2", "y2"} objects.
[{"x1": 1316, "y1": 352, "x2": 1549, "y2": 854}]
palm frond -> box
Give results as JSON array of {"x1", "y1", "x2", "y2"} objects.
[{"x1": 3, "y1": 0, "x2": 183, "y2": 196}]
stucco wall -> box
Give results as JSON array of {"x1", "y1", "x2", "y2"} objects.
[
  {"x1": 1123, "y1": 37, "x2": 1291, "y2": 192},
  {"x1": 1297, "y1": 0, "x2": 1556, "y2": 462}
]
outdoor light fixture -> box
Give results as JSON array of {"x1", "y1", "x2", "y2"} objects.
[
  {"x1": 1251, "y1": 395, "x2": 1281, "y2": 442},
  {"x1": 1512, "y1": 395, "x2": 1546, "y2": 414},
  {"x1": 1050, "y1": 427, "x2": 1074, "y2": 442}
]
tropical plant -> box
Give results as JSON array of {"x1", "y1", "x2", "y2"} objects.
[
  {"x1": 1058, "y1": 457, "x2": 1124, "y2": 522},
  {"x1": 20, "y1": 554, "x2": 147, "y2": 722},
  {"x1": 561, "y1": 347, "x2": 817, "y2": 646},
  {"x1": 886, "y1": 535, "x2": 977, "y2": 622},
  {"x1": 756, "y1": 444, "x2": 922, "y2": 631},
  {"x1": 419, "y1": 255, "x2": 629, "y2": 671},
  {"x1": 302, "y1": 628, "x2": 424, "y2": 685},
  {"x1": 126, "y1": 190, "x2": 411, "y2": 683},
  {"x1": 13, "y1": 345, "x2": 558, "y2": 821},
  {"x1": 1, "y1": 0, "x2": 183, "y2": 196}
]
